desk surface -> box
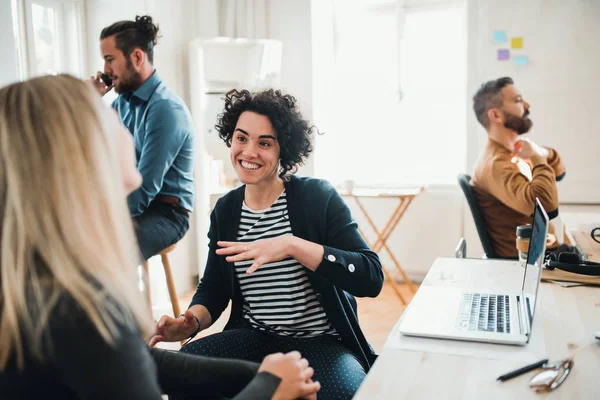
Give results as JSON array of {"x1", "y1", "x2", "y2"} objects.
[
  {"x1": 562, "y1": 212, "x2": 600, "y2": 262},
  {"x1": 355, "y1": 258, "x2": 600, "y2": 399}
]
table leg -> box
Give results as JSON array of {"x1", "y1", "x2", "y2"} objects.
[
  {"x1": 358, "y1": 226, "x2": 408, "y2": 304},
  {"x1": 353, "y1": 195, "x2": 418, "y2": 302}
]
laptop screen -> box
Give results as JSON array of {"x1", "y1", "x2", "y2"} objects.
[{"x1": 521, "y1": 198, "x2": 549, "y2": 325}]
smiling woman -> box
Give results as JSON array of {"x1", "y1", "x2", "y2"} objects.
[
  {"x1": 150, "y1": 88, "x2": 384, "y2": 400},
  {"x1": 229, "y1": 111, "x2": 281, "y2": 189},
  {"x1": 217, "y1": 89, "x2": 314, "y2": 181}
]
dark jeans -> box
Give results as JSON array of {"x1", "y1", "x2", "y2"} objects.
[
  {"x1": 176, "y1": 326, "x2": 367, "y2": 400},
  {"x1": 133, "y1": 202, "x2": 189, "y2": 260}
]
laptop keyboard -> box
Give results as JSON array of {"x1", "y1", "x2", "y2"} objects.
[{"x1": 455, "y1": 293, "x2": 511, "y2": 333}]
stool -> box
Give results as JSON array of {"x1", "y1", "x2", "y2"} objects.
[{"x1": 142, "y1": 243, "x2": 181, "y2": 318}]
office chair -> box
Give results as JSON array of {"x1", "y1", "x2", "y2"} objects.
[
  {"x1": 455, "y1": 237, "x2": 467, "y2": 258},
  {"x1": 457, "y1": 174, "x2": 498, "y2": 259}
]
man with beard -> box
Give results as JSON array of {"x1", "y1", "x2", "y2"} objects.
[
  {"x1": 470, "y1": 77, "x2": 565, "y2": 258},
  {"x1": 90, "y1": 15, "x2": 194, "y2": 261}
]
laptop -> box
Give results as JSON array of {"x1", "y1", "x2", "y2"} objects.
[{"x1": 398, "y1": 197, "x2": 549, "y2": 346}]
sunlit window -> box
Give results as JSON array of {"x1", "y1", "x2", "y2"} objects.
[
  {"x1": 31, "y1": 3, "x2": 62, "y2": 75},
  {"x1": 14, "y1": 0, "x2": 83, "y2": 79},
  {"x1": 315, "y1": 1, "x2": 466, "y2": 186}
]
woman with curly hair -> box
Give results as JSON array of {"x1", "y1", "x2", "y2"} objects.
[{"x1": 151, "y1": 89, "x2": 384, "y2": 399}]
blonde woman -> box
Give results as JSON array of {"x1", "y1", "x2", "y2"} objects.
[{"x1": 0, "y1": 75, "x2": 320, "y2": 400}]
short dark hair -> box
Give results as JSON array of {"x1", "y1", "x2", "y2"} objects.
[
  {"x1": 472, "y1": 77, "x2": 514, "y2": 129},
  {"x1": 215, "y1": 89, "x2": 317, "y2": 179},
  {"x1": 100, "y1": 15, "x2": 160, "y2": 63}
]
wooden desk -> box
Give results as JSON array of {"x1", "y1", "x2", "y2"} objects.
[
  {"x1": 540, "y1": 213, "x2": 600, "y2": 285},
  {"x1": 562, "y1": 212, "x2": 600, "y2": 262},
  {"x1": 355, "y1": 258, "x2": 600, "y2": 399},
  {"x1": 341, "y1": 187, "x2": 424, "y2": 304}
]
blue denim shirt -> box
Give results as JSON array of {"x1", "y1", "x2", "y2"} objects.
[{"x1": 113, "y1": 71, "x2": 195, "y2": 216}]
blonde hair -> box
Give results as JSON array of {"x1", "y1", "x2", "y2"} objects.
[{"x1": 0, "y1": 74, "x2": 152, "y2": 370}]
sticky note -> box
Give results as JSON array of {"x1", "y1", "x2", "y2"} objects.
[
  {"x1": 497, "y1": 49, "x2": 510, "y2": 61},
  {"x1": 511, "y1": 37, "x2": 523, "y2": 49},
  {"x1": 493, "y1": 30, "x2": 508, "y2": 43},
  {"x1": 513, "y1": 55, "x2": 528, "y2": 66}
]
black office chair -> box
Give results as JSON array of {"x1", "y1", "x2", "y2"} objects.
[
  {"x1": 457, "y1": 174, "x2": 498, "y2": 259},
  {"x1": 454, "y1": 237, "x2": 467, "y2": 259}
]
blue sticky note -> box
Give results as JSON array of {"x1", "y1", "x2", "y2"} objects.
[
  {"x1": 493, "y1": 30, "x2": 508, "y2": 43},
  {"x1": 513, "y1": 55, "x2": 528, "y2": 66}
]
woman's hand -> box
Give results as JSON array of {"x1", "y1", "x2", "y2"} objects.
[
  {"x1": 216, "y1": 236, "x2": 294, "y2": 274},
  {"x1": 148, "y1": 309, "x2": 199, "y2": 347},
  {"x1": 258, "y1": 351, "x2": 320, "y2": 400}
]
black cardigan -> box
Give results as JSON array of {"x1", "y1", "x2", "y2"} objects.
[{"x1": 190, "y1": 175, "x2": 384, "y2": 369}]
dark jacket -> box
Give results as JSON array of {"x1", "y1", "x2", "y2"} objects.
[
  {"x1": 190, "y1": 175, "x2": 384, "y2": 370},
  {"x1": 0, "y1": 292, "x2": 279, "y2": 400}
]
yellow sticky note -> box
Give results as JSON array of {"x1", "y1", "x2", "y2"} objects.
[{"x1": 511, "y1": 37, "x2": 523, "y2": 49}]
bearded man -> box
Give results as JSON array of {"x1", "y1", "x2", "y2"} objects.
[
  {"x1": 90, "y1": 15, "x2": 195, "y2": 261},
  {"x1": 470, "y1": 77, "x2": 565, "y2": 258}
]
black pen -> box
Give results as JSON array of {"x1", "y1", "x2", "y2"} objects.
[{"x1": 497, "y1": 358, "x2": 549, "y2": 382}]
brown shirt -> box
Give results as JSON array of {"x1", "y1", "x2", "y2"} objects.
[{"x1": 472, "y1": 139, "x2": 565, "y2": 258}]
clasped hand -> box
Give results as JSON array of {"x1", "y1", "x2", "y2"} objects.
[{"x1": 514, "y1": 138, "x2": 549, "y2": 159}]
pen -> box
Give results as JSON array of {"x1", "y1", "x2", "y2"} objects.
[{"x1": 496, "y1": 358, "x2": 549, "y2": 382}]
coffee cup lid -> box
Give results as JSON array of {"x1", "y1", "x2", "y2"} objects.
[{"x1": 516, "y1": 224, "x2": 532, "y2": 238}]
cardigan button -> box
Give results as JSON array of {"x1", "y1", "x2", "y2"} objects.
[
  {"x1": 348, "y1": 264, "x2": 355, "y2": 273},
  {"x1": 316, "y1": 293, "x2": 323, "y2": 301},
  {"x1": 327, "y1": 254, "x2": 336, "y2": 262}
]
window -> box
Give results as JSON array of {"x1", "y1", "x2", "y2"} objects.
[
  {"x1": 314, "y1": 0, "x2": 466, "y2": 186},
  {"x1": 14, "y1": 0, "x2": 84, "y2": 78}
]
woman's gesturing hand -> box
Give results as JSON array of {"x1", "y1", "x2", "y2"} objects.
[
  {"x1": 148, "y1": 309, "x2": 199, "y2": 347},
  {"x1": 216, "y1": 236, "x2": 294, "y2": 274}
]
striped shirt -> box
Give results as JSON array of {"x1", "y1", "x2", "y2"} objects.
[{"x1": 235, "y1": 190, "x2": 338, "y2": 338}]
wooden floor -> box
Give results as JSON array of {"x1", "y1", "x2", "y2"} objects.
[{"x1": 177, "y1": 281, "x2": 417, "y2": 353}]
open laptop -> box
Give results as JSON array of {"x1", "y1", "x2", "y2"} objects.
[{"x1": 398, "y1": 198, "x2": 549, "y2": 346}]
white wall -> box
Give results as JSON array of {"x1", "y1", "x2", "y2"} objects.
[
  {"x1": 268, "y1": 0, "x2": 314, "y2": 176},
  {"x1": 0, "y1": 0, "x2": 20, "y2": 87}
]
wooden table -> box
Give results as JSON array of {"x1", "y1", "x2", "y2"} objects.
[
  {"x1": 341, "y1": 187, "x2": 424, "y2": 304},
  {"x1": 562, "y1": 212, "x2": 600, "y2": 262},
  {"x1": 540, "y1": 213, "x2": 600, "y2": 284},
  {"x1": 354, "y1": 257, "x2": 600, "y2": 399}
]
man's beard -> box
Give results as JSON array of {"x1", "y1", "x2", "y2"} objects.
[
  {"x1": 503, "y1": 110, "x2": 533, "y2": 135},
  {"x1": 114, "y1": 59, "x2": 143, "y2": 94}
]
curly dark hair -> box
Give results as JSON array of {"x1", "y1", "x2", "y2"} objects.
[{"x1": 215, "y1": 89, "x2": 317, "y2": 179}]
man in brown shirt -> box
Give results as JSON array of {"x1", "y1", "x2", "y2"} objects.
[{"x1": 471, "y1": 77, "x2": 566, "y2": 258}]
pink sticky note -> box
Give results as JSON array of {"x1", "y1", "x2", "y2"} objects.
[{"x1": 497, "y1": 49, "x2": 510, "y2": 61}]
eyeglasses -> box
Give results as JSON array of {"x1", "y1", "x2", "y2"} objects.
[
  {"x1": 592, "y1": 227, "x2": 600, "y2": 244},
  {"x1": 528, "y1": 358, "x2": 573, "y2": 392}
]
